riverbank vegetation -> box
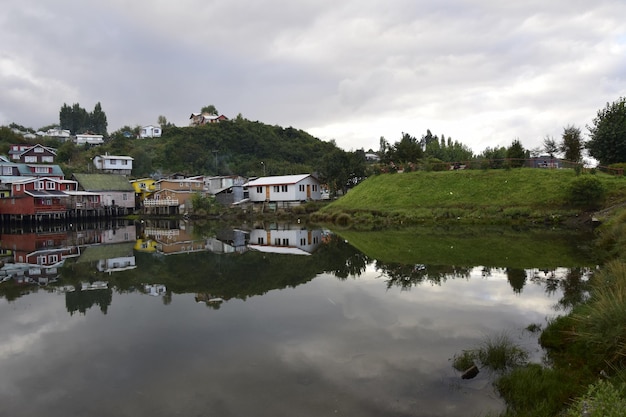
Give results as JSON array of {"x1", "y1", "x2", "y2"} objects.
[{"x1": 313, "y1": 168, "x2": 626, "y2": 227}]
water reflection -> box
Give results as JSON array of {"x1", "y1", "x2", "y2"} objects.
[{"x1": 0, "y1": 221, "x2": 596, "y2": 417}]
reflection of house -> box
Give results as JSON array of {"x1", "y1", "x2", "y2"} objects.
[
  {"x1": 207, "y1": 229, "x2": 249, "y2": 254},
  {"x1": 72, "y1": 173, "x2": 135, "y2": 213},
  {"x1": 248, "y1": 227, "x2": 322, "y2": 255},
  {"x1": 76, "y1": 242, "x2": 137, "y2": 274},
  {"x1": 0, "y1": 230, "x2": 79, "y2": 266},
  {"x1": 9, "y1": 144, "x2": 57, "y2": 163},
  {"x1": 144, "y1": 223, "x2": 208, "y2": 255},
  {"x1": 245, "y1": 174, "x2": 321, "y2": 204},
  {"x1": 144, "y1": 284, "x2": 167, "y2": 296},
  {"x1": 139, "y1": 125, "x2": 162, "y2": 138},
  {"x1": 189, "y1": 112, "x2": 228, "y2": 126},
  {"x1": 93, "y1": 154, "x2": 133, "y2": 175}
]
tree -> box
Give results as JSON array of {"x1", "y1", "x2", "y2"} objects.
[
  {"x1": 543, "y1": 136, "x2": 559, "y2": 158},
  {"x1": 391, "y1": 132, "x2": 423, "y2": 163},
  {"x1": 560, "y1": 125, "x2": 583, "y2": 163},
  {"x1": 587, "y1": 97, "x2": 626, "y2": 166},
  {"x1": 89, "y1": 102, "x2": 108, "y2": 136},
  {"x1": 201, "y1": 105, "x2": 218, "y2": 115},
  {"x1": 158, "y1": 115, "x2": 168, "y2": 129},
  {"x1": 506, "y1": 139, "x2": 527, "y2": 167}
]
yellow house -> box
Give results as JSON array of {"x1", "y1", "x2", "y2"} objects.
[
  {"x1": 130, "y1": 178, "x2": 157, "y2": 202},
  {"x1": 134, "y1": 238, "x2": 157, "y2": 253}
]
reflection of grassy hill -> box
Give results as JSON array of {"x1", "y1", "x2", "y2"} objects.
[
  {"x1": 317, "y1": 169, "x2": 626, "y2": 225},
  {"x1": 333, "y1": 226, "x2": 596, "y2": 269}
]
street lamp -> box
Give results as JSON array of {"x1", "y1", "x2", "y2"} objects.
[{"x1": 260, "y1": 161, "x2": 266, "y2": 176}]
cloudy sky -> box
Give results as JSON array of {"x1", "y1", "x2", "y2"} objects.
[{"x1": 2, "y1": 0, "x2": 625, "y2": 154}]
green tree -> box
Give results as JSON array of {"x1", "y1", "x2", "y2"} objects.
[
  {"x1": 60, "y1": 103, "x2": 89, "y2": 134},
  {"x1": 543, "y1": 135, "x2": 559, "y2": 158},
  {"x1": 587, "y1": 97, "x2": 626, "y2": 166},
  {"x1": 201, "y1": 104, "x2": 218, "y2": 115},
  {"x1": 158, "y1": 115, "x2": 168, "y2": 129},
  {"x1": 560, "y1": 125, "x2": 583, "y2": 163},
  {"x1": 506, "y1": 139, "x2": 527, "y2": 167},
  {"x1": 391, "y1": 132, "x2": 423, "y2": 163},
  {"x1": 89, "y1": 102, "x2": 108, "y2": 136}
]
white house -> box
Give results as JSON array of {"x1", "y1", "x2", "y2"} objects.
[
  {"x1": 248, "y1": 227, "x2": 323, "y2": 255},
  {"x1": 139, "y1": 125, "x2": 162, "y2": 138},
  {"x1": 92, "y1": 154, "x2": 133, "y2": 175},
  {"x1": 245, "y1": 174, "x2": 321, "y2": 203},
  {"x1": 75, "y1": 134, "x2": 104, "y2": 145},
  {"x1": 45, "y1": 128, "x2": 71, "y2": 139}
]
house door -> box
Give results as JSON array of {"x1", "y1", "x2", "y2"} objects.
[
  {"x1": 265, "y1": 186, "x2": 270, "y2": 201},
  {"x1": 306, "y1": 184, "x2": 311, "y2": 199},
  {"x1": 105, "y1": 194, "x2": 113, "y2": 206}
]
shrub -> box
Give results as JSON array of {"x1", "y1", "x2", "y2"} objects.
[
  {"x1": 564, "y1": 380, "x2": 626, "y2": 417},
  {"x1": 566, "y1": 176, "x2": 606, "y2": 209}
]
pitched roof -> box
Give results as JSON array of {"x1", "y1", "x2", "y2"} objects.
[
  {"x1": 72, "y1": 173, "x2": 134, "y2": 191},
  {"x1": 246, "y1": 174, "x2": 316, "y2": 187}
]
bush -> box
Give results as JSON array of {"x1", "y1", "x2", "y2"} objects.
[
  {"x1": 566, "y1": 176, "x2": 606, "y2": 209},
  {"x1": 564, "y1": 380, "x2": 626, "y2": 417}
]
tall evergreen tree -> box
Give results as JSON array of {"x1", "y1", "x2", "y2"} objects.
[{"x1": 89, "y1": 102, "x2": 108, "y2": 135}]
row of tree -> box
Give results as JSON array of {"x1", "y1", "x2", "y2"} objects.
[{"x1": 59, "y1": 102, "x2": 108, "y2": 136}]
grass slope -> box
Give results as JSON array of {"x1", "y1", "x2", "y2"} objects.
[{"x1": 318, "y1": 169, "x2": 626, "y2": 225}]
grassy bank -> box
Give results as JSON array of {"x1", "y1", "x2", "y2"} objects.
[{"x1": 314, "y1": 169, "x2": 626, "y2": 227}]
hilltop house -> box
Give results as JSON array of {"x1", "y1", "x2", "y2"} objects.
[
  {"x1": 245, "y1": 174, "x2": 321, "y2": 204},
  {"x1": 75, "y1": 133, "x2": 104, "y2": 145},
  {"x1": 139, "y1": 125, "x2": 162, "y2": 138},
  {"x1": 189, "y1": 112, "x2": 229, "y2": 126},
  {"x1": 93, "y1": 154, "x2": 133, "y2": 175}
]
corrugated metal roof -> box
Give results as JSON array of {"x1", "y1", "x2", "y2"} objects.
[{"x1": 246, "y1": 174, "x2": 313, "y2": 187}]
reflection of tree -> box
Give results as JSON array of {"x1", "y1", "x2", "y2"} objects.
[
  {"x1": 316, "y1": 235, "x2": 370, "y2": 279},
  {"x1": 506, "y1": 268, "x2": 527, "y2": 294},
  {"x1": 556, "y1": 267, "x2": 590, "y2": 310},
  {"x1": 378, "y1": 262, "x2": 472, "y2": 290},
  {"x1": 66, "y1": 288, "x2": 113, "y2": 315}
]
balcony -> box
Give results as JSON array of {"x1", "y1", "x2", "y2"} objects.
[{"x1": 143, "y1": 198, "x2": 180, "y2": 207}]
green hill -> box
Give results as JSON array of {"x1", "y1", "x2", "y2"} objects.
[{"x1": 315, "y1": 169, "x2": 626, "y2": 226}]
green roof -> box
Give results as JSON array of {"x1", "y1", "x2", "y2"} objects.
[
  {"x1": 76, "y1": 242, "x2": 135, "y2": 263},
  {"x1": 72, "y1": 173, "x2": 134, "y2": 191}
]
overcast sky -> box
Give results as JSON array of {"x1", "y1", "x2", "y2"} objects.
[{"x1": 2, "y1": 0, "x2": 625, "y2": 154}]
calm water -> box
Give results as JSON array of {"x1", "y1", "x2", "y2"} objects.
[{"x1": 0, "y1": 221, "x2": 593, "y2": 417}]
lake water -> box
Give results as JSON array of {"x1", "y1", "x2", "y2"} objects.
[{"x1": 0, "y1": 221, "x2": 594, "y2": 416}]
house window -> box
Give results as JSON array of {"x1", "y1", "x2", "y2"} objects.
[
  {"x1": 34, "y1": 147, "x2": 43, "y2": 153},
  {"x1": 282, "y1": 238, "x2": 289, "y2": 246},
  {"x1": 313, "y1": 185, "x2": 318, "y2": 191},
  {"x1": 15, "y1": 184, "x2": 20, "y2": 191},
  {"x1": 299, "y1": 185, "x2": 304, "y2": 192},
  {"x1": 140, "y1": 182, "x2": 146, "y2": 189},
  {"x1": 123, "y1": 194, "x2": 128, "y2": 201},
  {"x1": 256, "y1": 186, "x2": 263, "y2": 193},
  {"x1": 257, "y1": 237, "x2": 264, "y2": 244},
  {"x1": 37, "y1": 256, "x2": 46, "y2": 265},
  {"x1": 281, "y1": 185, "x2": 288, "y2": 192},
  {"x1": 273, "y1": 186, "x2": 280, "y2": 192},
  {"x1": 49, "y1": 255, "x2": 59, "y2": 263},
  {"x1": 42, "y1": 156, "x2": 53, "y2": 163},
  {"x1": 274, "y1": 238, "x2": 281, "y2": 245},
  {"x1": 122, "y1": 160, "x2": 128, "y2": 165},
  {"x1": 36, "y1": 181, "x2": 44, "y2": 190},
  {"x1": 110, "y1": 159, "x2": 117, "y2": 165},
  {"x1": 46, "y1": 182, "x2": 55, "y2": 190},
  {"x1": 25, "y1": 156, "x2": 37, "y2": 163},
  {"x1": 35, "y1": 166, "x2": 49, "y2": 174},
  {"x1": 2, "y1": 166, "x2": 12, "y2": 175},
  {"x1": 300, "y1": 238, "x2": 306, "y2": 246}
]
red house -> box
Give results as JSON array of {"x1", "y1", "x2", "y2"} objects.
[{"x1": 0, "y1": 177, "x2": 74, "y2": 220}]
